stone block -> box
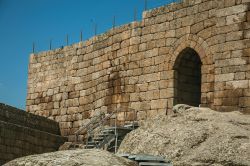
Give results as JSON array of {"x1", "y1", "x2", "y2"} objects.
[
  {"x1": 150, "y1": 99, "x2": 167, "y2": 109},
  {"x1": 191, "y1": 22, "x2": 204, "y2": 34},
  {"x1": 47, "y1": 89, "x2": 54, "y2": 96},
  {"x1": 160, "y1": 89, "x2": 174, "y2": 98},
  {"x1": 148, "y1": 82, "x2": 159, "y2": 91},
  {"x1": 121, "y1": 39, "x2": 130, "y2": 48},
  {"x1": 131, "y1": 102, "x2": 141, "y2": 111},
  {"x1": 117, "y1": 47, "x2": 129, "y2": 57},
  {"x1": 239, "y1": 97, "x2": 250, "y2": 107},
  {"x1": 215, "y1": 73, "x2": 234, "y2": 82},
  {"x1": 165, "y1": 30, "x2": 175, "y2": 38},
  {"x1": 145, "y1": 90, "x2": 160, "y2": 100},
  {"x1": 217, "y1": 4, "x2": 248, "y2": 17},
  {"x1": 145, "y1": 48, "x2": 158, "y2": 58},
  {"x1": 146, "y1": 109, "x2": 158, "y2": 118},
  {"x1": 137, "y1": 111, "x2": 146, "y2": 120},
  {"x1": 130, "y1": 37, "x2": 141, "y2": 45},
  {"x1": 243, "y1": 89, "x2": 250, "y2": 97},
  {"x1": 141, "y1": 34, "x2": 153, "y2": 43},
  {"x1": 130, "y1": 93, "x2": 140, "y2": 102},
  {"x1": 129, "y1": 45, "x2": 139, "y2": 54},
  {"x1": 226, "y1": 13, "x2": 246, "y2": 25},
  {"x1": 226, "y1": 80, "x2": 249, "y2": 89}
]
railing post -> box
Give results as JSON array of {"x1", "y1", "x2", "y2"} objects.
[
  {"x1": 134, "y1": 8, "x2": 137, "y2": 22},
  {"x1": 32, "y1": 42, "x2": 35, "y2": 53},
  {"x1": 65, "y1": 34, "x2": 69, "y2": 45},
  {"x1": 144, "y1": 0, "x2": 147, "y2": 11},
  {"x1": 94, "y1": 23, "x2": 97, "y2": 36},
  {"x1": 80, "y1": 30, "x2": 83, "y2": 41},
  {"x1": 114, "y1": 108, "x2": 118, "y2": 153},
  {"x1": 124, "y1": 109, "x2": 127, "y2": 127},
  {"x1": 113, "y1": 16, "x2": 116, "y2": 29},
  {"x1": 49, "y1": 39, "x2": 52, "y2": 50},
  {"x1": 74, "y1": 134, "x2": 77, "y2": 148},
  {"x1": 133, "y1": 109, "x2": 135, "y2": 130}
]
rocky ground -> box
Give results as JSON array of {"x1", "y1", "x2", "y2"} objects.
[
  {"x1": 4, "y1": 149, "x2": 137, "y2": 166},
  {"x1": 118, "y1": 105, "x2": 250, "y2": 166},
  {"x1": 4, "y1": 105, "x2": 250, "y2": 166}
]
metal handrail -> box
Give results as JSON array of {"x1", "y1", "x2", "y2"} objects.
[
  {"x1": 74, "y1": 106, "x2": 138, "y2": 145},
  {"x1": 74, "y1": 110, "x2": 117, "y2": 143},
  {"x1": 86, "y1": 110, "x2": 117, "y2": 135},
  {"x1": 75, "y1": 112, "x2": 105, "y2": 135}
]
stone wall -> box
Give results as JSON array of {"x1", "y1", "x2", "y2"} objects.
[
  {"x1": 0, "y1": 103, "x2": 67, "y2": 165},
  {"x1": 26, "y1": 0, "x2": 250, "y2": 141}
]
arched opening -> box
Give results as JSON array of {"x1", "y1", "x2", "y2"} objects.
[{"x1": 174, "y1": 48, "x2": 202, "y2": 107}]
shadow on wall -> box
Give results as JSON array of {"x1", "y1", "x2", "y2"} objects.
[{"x1": 105, "y1": 67, "x2": 130, "y2": 126}]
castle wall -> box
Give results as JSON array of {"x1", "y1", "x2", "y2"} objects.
[
  {"x1": 26, "y1": 0, "x2": 250, "y2": 141},
  {"x1": 0, "y1": 103, "x2": 67, "y2": 165}
]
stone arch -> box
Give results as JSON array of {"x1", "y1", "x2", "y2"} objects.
[
  {"x1": 167, "y1": 34, "x2": 214, "y2": 108},
  {"x1": 173, "y1": 47, "x2": 202, "y2": 106},
  {"x1": 168, "y1": 34, "x2": 212, "y2": 68}
]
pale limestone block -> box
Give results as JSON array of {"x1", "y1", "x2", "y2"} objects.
[
  {"x1": 226, "y1": 13, "x2": 246, "y2": 25},
  {"x1": 131, "y1": 101, "x2": 141, "y2": 110},
  {"x1": 226, "y1": 80, "x2": 249, "y2": 89},
  {"x1": 67, "y1": 107, "x2": 79, "y2": 115},
  {"x1": 215, "y1": 73, "x2": 234, "y2": 82},
  {"x1": 47, "y1": 89, "x2": 54, "y2": 96},
  {"x1": 130, "y1": 37, "x2": 141, "y2": 45},
  {"x1": 216, "y1": 4, "x2": 248, "y2": 17},
  {"x1": 151, "y1": 99, "x2": 167, "y2": 109}
]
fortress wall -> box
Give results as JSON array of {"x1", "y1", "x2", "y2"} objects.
[
  {"x1": 0, "y1": 104, "x2": 67, "y2": 165},
  {"x1": 26, "y1": 0, "x2": 250, "y2": 141},
  {"x1": 0, "y1": 103, "x2": 60, "y2": 135}
]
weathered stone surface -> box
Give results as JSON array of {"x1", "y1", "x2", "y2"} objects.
[
  {"x1": 26, "y1": 0, "x2": 250, "y2": 141},
  {"x1": 0, "y1": 103, "x2": 66, "y2": 165},
  {"x1": 118, "y1": 105, "x2": 250, "y2": 166},
  {"x1": 4, "y1": 149, "x2": 137, "y2": 166}
]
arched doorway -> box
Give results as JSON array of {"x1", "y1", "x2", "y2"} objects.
[{"x1": 174, "y1": 48, "x2": 202, "y2": 107}]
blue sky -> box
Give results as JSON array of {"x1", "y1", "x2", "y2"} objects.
[{"x1": 0, "y1": 0, "x2": 174, "y2": 110}]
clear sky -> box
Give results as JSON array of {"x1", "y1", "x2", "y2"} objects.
[{"x1": 0, "y1": 0, "x2": 174, "y2": 110}]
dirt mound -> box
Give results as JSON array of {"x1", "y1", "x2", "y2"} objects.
[
  {"x1": 118, "y1": 105, "x2": 250, "y2": 166},
  {"x1": 4, "y1": 149, "x2": 137, "y2": 166}
]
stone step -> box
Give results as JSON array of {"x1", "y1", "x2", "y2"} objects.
[
  {"x1": 84, "y1": 144, "x2": 95, "y2": 149},
  {"x1": 116, "y1": 153, "x2": 130, "y2": 158},
  {"x1": 124, "y1": 122, "x2": 139, "y2": 129},
  {"x1": 139, "y1": 162, "x2": 173, "y2": 166},
  {"x1": 86, "y1": 141, "x2": 97, "y2": 146},
  {"x1": 126, "y1": 154, "x2": 172, "y2": 165},
  {"x1": 84, "y1": 123, "x2": 137, "y2": 152},
  {"x1": 134, "y1": 154, "x2": 167, "y2": 162},
  {"x1": 93, "y1": 137, "x2": 104, "y2": 141},
  {"x1": 128, "y1": 154, "x2": 137, "y2": 160},
  {"x1": 96, "y1": 133, "x2": 110, "y2": 137},
  {"x1": 102, "y1": 129, "x2": 115, "y2": 134}
]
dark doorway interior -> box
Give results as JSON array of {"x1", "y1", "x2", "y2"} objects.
[{"x1": 174, "y1": 48, "x2": 202, "y2": 107}]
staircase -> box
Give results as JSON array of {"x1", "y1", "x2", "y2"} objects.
[
  {"x1": 85, "y1": 124, "x2": 138, "y2": 152},
  {"x1": 74, "y1": 108, "x2": 173, "y2": 165},
  {"x1": 74, "y1": 107, "x2": 139, "y2": 153}
]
